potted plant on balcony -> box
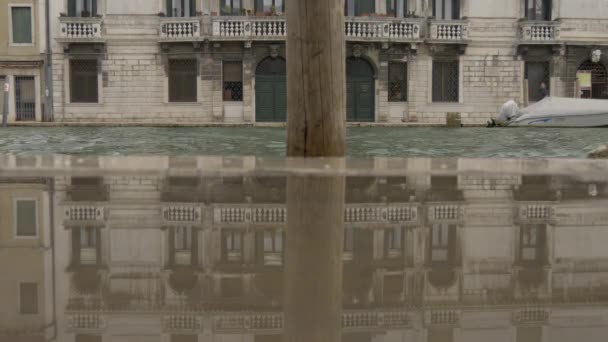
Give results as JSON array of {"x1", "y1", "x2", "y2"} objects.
[
  {"x1": 271, "y1": 5, "x2": 277, "y2": 16},
  {"x1": 158, "y1": 12, "x2": 166, "y2": 17}
]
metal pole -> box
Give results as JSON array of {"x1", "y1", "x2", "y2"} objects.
[
  {"x1": 2, "y1": 80, "x2": 9, "y2": 127},
  {"x1": 44, "y1": 0, "x2": 54, "y2": 122}
]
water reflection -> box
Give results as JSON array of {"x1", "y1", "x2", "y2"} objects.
[{"x1": 1, "y1": 156, "x2": 608, "y2": 341}]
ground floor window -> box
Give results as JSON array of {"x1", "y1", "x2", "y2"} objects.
[
  {"x1": 577, "y1": 60, "x2": 608, "y2": 99},
  {"x1": 388, "y1": 62, "x2": 408, "y2": 102},
  {"x1": 15, "y1": 76, "x2": 36, "y2": 121},
  {"x1": 70, "y1": 59, "x2": 99, "y2": 103},
  {"x1": 169, "y1": 59, "x2": 197, "y2": 103},
  {"x1": 432, "y1": 60, "x2": 459, "y2": 103},
  {"x1": 19, "y1": 282, "x2": 38, "y2": 314},
  {"x1": 223, "y1": 61, "x2": 243, "y2": 101},
  {"x1": 525, "y1": 61, "x2": 550, "y2": 102}
]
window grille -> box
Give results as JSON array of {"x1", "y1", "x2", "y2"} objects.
[
  {"x1": 432, "y1": 61, "x2": 459, "y2": 103},
  {"x1": 388, "y1": 62, "x2": 408, "y2": 102},
  {"x1": 223, "y1": 61, "x2": 243, "y2": 101},
  {"x1": 70, "y1": 60, "x2": 99, "y2": 103},
  {"x1": 15, "y1": 76, "x2": 36, "y2": 121},
  {"x1": 169, "y1": 59, "x2": 197, "y2": 103}
]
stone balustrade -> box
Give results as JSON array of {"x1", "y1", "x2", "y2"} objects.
[
  {"x1": 64, "y1": 205, "x2": 106, "y2": 222},
  {"x1": 66, "y1": 312, "x2": 107, "y2": 331},
  {"x1": 428, "y1": 204, "x2": 464, "y2": 222},
  {"x1": 519, "y1": 21, "x2": 561, "y2": 42},
  {"x1": 517, "y1": 203, "x2": 555, "y2": 223},
  {"x1": 59, "y1": 17, "x2": 103, "y2": 42},
  {"x1": 163, "y1": 314, "x2": 202, "y2": 331},
  {"x1": 345, "y1": 18, "x2": 422, "y2": 41},
  {"x1": 425, "y1": 309, "x2": 461, "y2": 325},
  {"x1": 160, "y1": 18, "x2": 201, "y2": 41},
  {"x1": 512, "y1": 307, "x2": 550, "y2": 323},
  {"x1": 212, "y1": 17, "x2": 287, "y2": 40},
  {"x1": 162, "y1": 205, "x2": 202, "y2": 223},
  {"x1": 213, "y1": 206, "x2": 286, "y2": 224},
  {"x1": 345, "y1": 204, "x2": 418, "y2": 223},
  {"x1": 428, "y1": 20, "x2": 469, "y2": 41}
]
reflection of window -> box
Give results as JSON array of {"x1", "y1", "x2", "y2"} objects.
[
  {"x1": 11, "y1": 6, "x2": 33, "y2": 44},
  {"x1": 433, "y1": 60, "x2": 459, "y2": 103},
  {"x1": 525, "y1": 0, "x2": 551, "y2": 21},
  {"x1": 19, "y1": 283, "x2": 38, "y2": 314},
  {"x1": 344, "y1": 228, "x2": 354, "y2": 261},
  {"x1": 223, "y1": 61, "x2": 243, "y2": 101},
  {"x1": 70, "y1": 60, "x2": 99, "y2": 103},
  {"x1": 80, "y1": 227, "x2": 97, "y2": 248},
  {"x1": 520, "y1": 224, "x2": 545, "y2": 262},
  {"x1": 67, "y1": 0, "x2": 98, "y2": 17},
  {"x1": 221, "y1": 0, "x2": 242, "y2": 15},
  {"x1": 388, "y1": 62, "x2": 408, "y2": 102},
  {"x1": 431, "y1": 224, "x2": 454, "y2": 262},
  {"x1": 385, "y1": 227, "x2": 404, "y2": 258},
  {"x1": 16, "y1": 200, "x2": 37, "y2": 237},
  {"x1": 255, "y1": 0, "x2": 284, "y2": 14},
  {"x1": 260, "y1": 230, "x2": 283, "y2": 266},
  {"x1": 166, "y1": 0, "x2": 196, "y2": 17},
  {"x1": 386, "y1": 0, "x2": 407, "y2": 17},
  {"x1": 223, "y1": 230, "x2": 243, "y2": 262},
  {"x1": 169, "y1": 59, "x2": 197, "y2": 103},
  {"x1": 432, "y1": 0, "x2": 460, "y2": 20},
  {"x1": 174, "y1": 227, "x2": 192, "y2": 251}
]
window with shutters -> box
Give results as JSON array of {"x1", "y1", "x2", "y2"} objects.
[
  {"x1": 67, "y1": 0, "x2": 98, "y2": 17},
  {"x1": 168, "y1": 59, "x2": 198, "y2": 103},
  {"x1": 525, "y1": 0, "x2": 552, "y2": 21},
  {"x1": 223, "y1": 61, "x2": 243, "y2": 101},
  {"x1": 221, "y1": 0, "x2": 243, "y2": 15},
  {"x1": 388, "y1": 62, "x2": 408, "y2": 102},
  {"x1": 10, "y1": 6, "x2": 33, "y2": 44},
  {"x1": 70, "y1": 60, "x2": 99, "y2": 103},
  {"x1": 432, "y1": 0, "x2": 460, "y2": 20},
  {"x1": 386, "y1": 0, "x2": 407, "y2": 17},
  {"x1": 432, "y1": 60, "x2": 459, "y2": 103},
  {"x1": 19, "y1": 283, "x2": 38, "y2": 314},
  {"x1": 167, "y1": 0, "x2": 197, "y2": 17},
  {"x1": 15, "y1": 199, "x2": 37, "y2": 238},
  {"x1": 254, "y1": 0, "x2": 285, "y2": 14}
]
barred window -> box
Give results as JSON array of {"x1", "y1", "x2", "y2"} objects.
[
  {"x1": 169, "y1": 59, "x2": 197, "y2": 103},
  {"x1": 223, "y1": 61, "x2": 243, "y2": 101},
  {"x1": 15, "y1": 76, "x2": 36, "y2": 121},
  {"x1": 70, "y1": 60, "x2": 99, "y2": 103},
  {"x1": 388, "y1": 62, "x2": 407, "y2": 102},
  {"x1": 432, "y1": 60, "x2": 459, "y2": 103}
]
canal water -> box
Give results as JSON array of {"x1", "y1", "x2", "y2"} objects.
[{"x1": 1, "y1": 126, "x2": 607, "y2": 157}]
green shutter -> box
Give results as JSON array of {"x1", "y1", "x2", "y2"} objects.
[
  {"x1": 68, "y1": 0, "x2": 77, "y2": 17},
  {"x1": 166, "y1": 0, "x2": 173, "y2": 17},
  {"x1": 255, "y1": 0, "x2": 263, "y2": 13},
  {"x1": 11, "y1": 7, "x2": 32, "y2": 44},
  {"x1": 92, "y1": 0, "x2": 98, "y2": 16},
  {"x1": 190, "y1": 0, "x2": 196, "y2": 16}
]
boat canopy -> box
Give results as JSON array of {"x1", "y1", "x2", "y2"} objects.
[{"x1": 519, "y1": 97, "x2": 608, "y2": 118}]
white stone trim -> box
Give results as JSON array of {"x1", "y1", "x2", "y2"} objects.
[{"x1": 8, "y1": 3, "x2": 35, "y2": 47}]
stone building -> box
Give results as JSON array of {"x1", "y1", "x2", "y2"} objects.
[
  {"x1": 0, "y1": 0, "x2": 46, "y2": 122},
  {"x1": 47, "y1": 0, "x2": 608, "y2": 125}
]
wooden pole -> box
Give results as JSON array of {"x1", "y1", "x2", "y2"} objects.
[
  {"x1": 286, "y1": 0, "x2": 346, "y2": 157},
  {"x1": 284, "y1": 1, "x2": 346, "y2": 341}
]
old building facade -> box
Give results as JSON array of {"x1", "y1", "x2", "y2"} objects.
[
  {"x1": 46, "y1": 0, "x2": 608, "y2": 125},
  {"x1": 1, "y1": 0, "x2": 46, "y2": 122}
]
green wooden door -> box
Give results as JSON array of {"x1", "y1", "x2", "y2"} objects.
[
  {"x1": 256, "y1": 57, "x2": 287, "y2": 122},
  {"x1": 347, "y1": 58, "x2": 375, "y2": 122}
]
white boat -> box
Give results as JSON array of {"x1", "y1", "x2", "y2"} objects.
[{"x1": 506, "y1": 97, "x2": 608, "y2": 128}]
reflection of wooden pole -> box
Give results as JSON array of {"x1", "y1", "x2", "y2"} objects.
[
  {"x1": 284, "y1": 1, "x2": 346, "y2": 340},
  {"x1": 286, "y1": 0, "x2": 346, "y2": 157}
]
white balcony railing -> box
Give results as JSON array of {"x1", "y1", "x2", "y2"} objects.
[
  {"x1": 212, "y1": 17, "x2": 287, "y2": 40},
  {"x1": 160, "y1": 18, "x2": 201, "y2": 40},
  {"x1": 65, "y1": 206, "x2": 105, "y2": 222},
  {"x1": 428, "y1": 20, "x2": 469, "y2": 41},
  {"x1": 345, "y1": 18, "x2": 422, "y2": 41},
  {"x1": 519, "y1": 21, "x2": 561, "y2": 42},
  {"x1": 59, "y1": 17, "x2": 103, "y2": 41}
]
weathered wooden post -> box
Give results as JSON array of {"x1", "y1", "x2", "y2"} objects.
[{"x1": 284, "y1": 0, "x2": 347, "y2": 341}]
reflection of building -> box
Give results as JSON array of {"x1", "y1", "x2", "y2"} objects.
[
  {"x1": 3, "y1": 156, "x2": 608, "y2": 341},
  {"x1": 0, "y1": 176, "x2": 54, "y2": 341},
  {"x1": 48, "y1": 1, "x2": 608, "y2": 125}
]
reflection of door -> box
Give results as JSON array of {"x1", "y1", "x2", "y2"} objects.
[
  {"x1": 255, "y1": 57, "x2": 287, "y2": 122},
  {"x1": 525, "y1": 62, "x2": 549, "y2": 102},
  {"x1": 347, "y1": 58, "x2": 375, "y2": 122}
]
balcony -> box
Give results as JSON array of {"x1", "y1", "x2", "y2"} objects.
[
  {"x1": 519, "y1": 21, "x2": 561, "y2": 44},
  {"x1": 345, "y1": 17, "x2": 422, "y2": 43},
  {"x1": 160, "y1": 17, "x2": 201, "y2": 42},
  {"x1": 427, "y1": 19, "x2": 470, "y2": 43},
  {"x1": 58, "y1": 16, "x2": 104, "y2": 43},
  {"x1": 211, "y1": 16, "x2": 287, "y2": 41}
]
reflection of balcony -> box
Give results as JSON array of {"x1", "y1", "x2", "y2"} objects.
[
  {"x1": 67, "y1": 185, "x2": 109, "y2": 202},
  {"x1": 212, "y1": 17, "x2": 286, "y2": 41},
  {"x1": 427, "y1": 204, "x2": 464, "y2": 223},
  {"x1": 58, "y1": 17, "x2": 104, "y2": 43},
  {"x1": 160, "y1": 17, "x2": 201, "y2": 42},
  {"x1": 345, "y1": 204, "x2": 418, "y2": 225},
  {"x1": 516, "y1": 203, "x2": 555, "y2": 224},
  {"x1": 428, "y1": 20, "x2": 469, "y2": 43},
  {"x1": 66, "y1": 312, "x2": 107, "y2": 332},
  {"x1": 345, "y1": 17, "x2": 422, "y2": 42},
  {"x1": 519, "y1": 21, "x2": 561, "y2": 44}
]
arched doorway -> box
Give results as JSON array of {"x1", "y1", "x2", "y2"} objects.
[
  {"x1": 577, "y1": 60, "x2": 608, "y2": 99},
  {"x1": 347, "y1": 57, "x2": 375, "y2": 122},
  {"x1": 256, "y1": 57, "x2": 287, "y2": 122}
]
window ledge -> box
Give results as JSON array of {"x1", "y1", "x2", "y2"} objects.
[
  {"x1": 66, "y1": 103, "x2": 103, "y2": 107},
  {"x1": 165, "y1": 102, "x2": 201, "y2": 106},
  {"x1": 9, "y1": 43, "x2": 34, "y2": 47}
]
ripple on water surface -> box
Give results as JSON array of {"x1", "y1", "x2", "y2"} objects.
[{"x1": 0, "y1": 127, "x2": 606, "y2": 158}]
